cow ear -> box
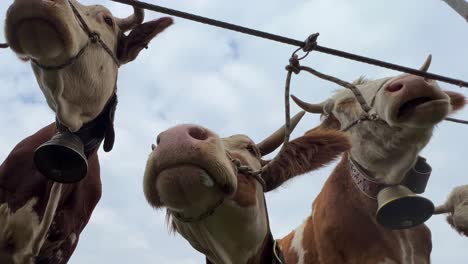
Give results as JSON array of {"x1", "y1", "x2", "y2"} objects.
[
  {"x1": 261, "y1": 129, "x2": 350, "y2": 192},
  {"x1": 445, "y1": 91, "x2": 466, "y2": 113},
  {"x1": 315, "y1": 113, "x2": 341, "y2": 131},
  {"x1": 315, "y1": 100, "x2": 341, "y2": 131},
  {"x1": 117, "y1": 17, "x2": 173, "y2": 64}
]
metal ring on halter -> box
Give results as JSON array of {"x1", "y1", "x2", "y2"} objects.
[{"x1": 231, "y1": 158, "x2": 267, "y2": 191}]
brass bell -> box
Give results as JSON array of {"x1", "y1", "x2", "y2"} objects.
[
  {"x1": 376, "y1": 185, "x2": 434, "y2": 229},
  {"x1": 34, "y1": 131, "x2": 88, "y2": 183}
]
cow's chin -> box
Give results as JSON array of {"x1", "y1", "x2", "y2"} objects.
[
  {"x1": 155, "y1": 165, "x2": 235, "y2": 212},
  {"x1": 386, "y1": 99, "x2": 450, "y2": 128},
  {"x1": 5, "y1": 0, "x2": 85, "y2": 62}
]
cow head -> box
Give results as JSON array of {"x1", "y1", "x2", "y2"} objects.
[
  {"x1": 143, "y1": 113, "x2": 350, "y2": 263},
  {"x1": 5, "y1": 0, "x2": 173, "y2": 132},
  {"x1": 292, "y1": 56, "x2": 466, "y2": 185},
  {"x1": 435, "y1": 184, "x2": 468, "y2": 237}
]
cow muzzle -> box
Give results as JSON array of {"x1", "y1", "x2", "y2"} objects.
[{"x1": 5, "y1": 0, "x2": 84, "y2": 60}]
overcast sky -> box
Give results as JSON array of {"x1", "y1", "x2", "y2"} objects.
[{"x1": 1, "y1": 0, "x2": 467, "y2": 263}]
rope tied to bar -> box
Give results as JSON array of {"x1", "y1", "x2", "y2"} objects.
[{"x1": 110, "y1": 0, "x2": 468, "y2": 88}]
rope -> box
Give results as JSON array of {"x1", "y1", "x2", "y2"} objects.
[
  {"x1": 299, "y1": 65, "x2": 373, "y2": 112},
  {"x1": 445, "y1": 117, "x2": 468, "y2": 125},
  {"x1": 109, "y1": 0, "x2": 468, "y2": 88},
  {"x1": 294, "y1": 56, "x2": 381, "y2": 131},
  {"x1": 31, "y1": 43, "x2": 90, "y2": 71},
  {"x1": 257, "y1": 51, "x2": 304, "y2": 174}
]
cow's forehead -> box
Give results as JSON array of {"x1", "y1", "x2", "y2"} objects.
[
  {"x1": 331, "y1": 76, "x2": 393, "y2": 102},
  {"x1": 222, "y1": 134, "x2": 254, "y2": 149}
]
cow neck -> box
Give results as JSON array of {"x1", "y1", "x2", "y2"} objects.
[
  {"x1": 204, "y1": 183, "x2": 284, "y2": 264},
  {"x1": 55, "y1": 90, "x2": 118, "y2": 156},
  {"x1": 347, "y1": 153, "x2": 432, "y2": 200},
  {"x1": 348, "y1": 155, "x2": 388, "y2": 200}
]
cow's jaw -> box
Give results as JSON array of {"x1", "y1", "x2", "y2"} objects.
[
  {"x1": 5, "y1": 0, "x2": 118, "y2": 132},
  {"x1": 153, "y1": 164, "x2": 268, "y2": 264},
  {"x1": 155, "y1": 165, "x2": 226, "y2": 215},
  {"x1": 348, "y1": 124, "x2": 432, "y2": 185}
]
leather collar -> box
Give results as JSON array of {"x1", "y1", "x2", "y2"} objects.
[
  {"x1": 348, "y1": 155, "x2": 432, "y2": 199},
  {"x1": 348, "y1": 157, "x2": 387, "y2": 199}
]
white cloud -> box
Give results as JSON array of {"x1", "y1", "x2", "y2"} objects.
[{"x1": 1, "y1": 0, "x2": 467, "y2": 263}]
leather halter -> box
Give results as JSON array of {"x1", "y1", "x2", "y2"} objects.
[
  {"x1": 340, "y1": 78, "x2": 391, "y2": 132},
  {"x1": 30, "y1": 1, "x2": 120, "y2": 71},
  {"x1": 170, "y1": 157, "x2": 266, "y2": 223}
]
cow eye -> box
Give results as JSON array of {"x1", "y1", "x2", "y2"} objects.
[
  {"x1": 104, "y1": 16, "x2": 114, "y2": 27},
  {"x1": 246, "y1": 144, "x2": 258, "y2": 156}
]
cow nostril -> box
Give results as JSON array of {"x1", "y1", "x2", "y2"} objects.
[
  {"x1": 188, "y1": 127, "x2": 209, "y2": 141},
  {"x1": 156, "y1": 135, "x2": 161, "y2": 145},
  {"x1": 386, "y1": 82, "x2": 404, "y2": 93}
]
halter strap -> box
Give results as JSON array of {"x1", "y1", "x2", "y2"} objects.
[
  {"x1": 170, "y1": 157, "x2": 267, "y2": 223},
  {"x1": 31, "y1": 1, "x2": 120, "y2": 71},
  {"x1": 170, "y1": 158, "x2": 285, "y2": 263},
  {"x1": 341, "y1": 78, "x2": 391, "y2": 132},
  {"x1": 171, "y1": 196, "x2": 225, "y2": 223}
]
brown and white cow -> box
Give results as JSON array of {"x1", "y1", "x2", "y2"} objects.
[
  {"x1": 280, "y1": 56, "x2": 466, "y2": 263},
  {"x1": 434, "y1": 184, "x2": 468, "y2": 237},
  {"x1": 1, "y1": 0, "x2": 172, "y2": 262},
  {"x1": 5, "y1": 0, "x2": 173, "y2": 132},
  {"x1": 143, "y1": 112, "x2": 351, "y2": 264},
  {"x1": 0, "y1": 124, "x2": 101, "y2": 264}
]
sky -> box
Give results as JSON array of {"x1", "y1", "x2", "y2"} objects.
[{"x1": 1, "y1": 0, "x2": 467, "y2": 263}]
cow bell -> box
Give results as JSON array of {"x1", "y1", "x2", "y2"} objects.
[
  {"x1": 34, "y1": 131, "x2": 88, "y2": 183},
  {"x1": 376, "y1": 185, "x2": 434, "y2": 229}
]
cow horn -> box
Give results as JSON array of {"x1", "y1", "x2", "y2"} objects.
[
  {"x1": 116, "y1": 6, "x2": 145, "y2": 32},
  {"x1": 419, "y1": 54, "x2": 432, "y2": 72},
  {"x1": 291, "y1": 94, "x2": 324, "y2": 114},
  {"x1": 257, "y1": 111, "x2": 305, "y2": 156}
]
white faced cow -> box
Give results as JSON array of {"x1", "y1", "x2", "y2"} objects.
[
  {"x1": 143, "y1": 112, "x2": 351, "y2": 264},
  {"x1": 1, "y1": 0, "x2": 172, "y2": 262},
  {"x1": 5, "y1": 0, "x2": 172, "y2": 132},
  {"x1": 280, "y1": 56, "x2": 466, "y2": 263}
]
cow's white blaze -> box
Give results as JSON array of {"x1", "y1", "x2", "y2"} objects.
[{"x1": 290, "y1": 220, "x2": 307, "y2": 264}]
